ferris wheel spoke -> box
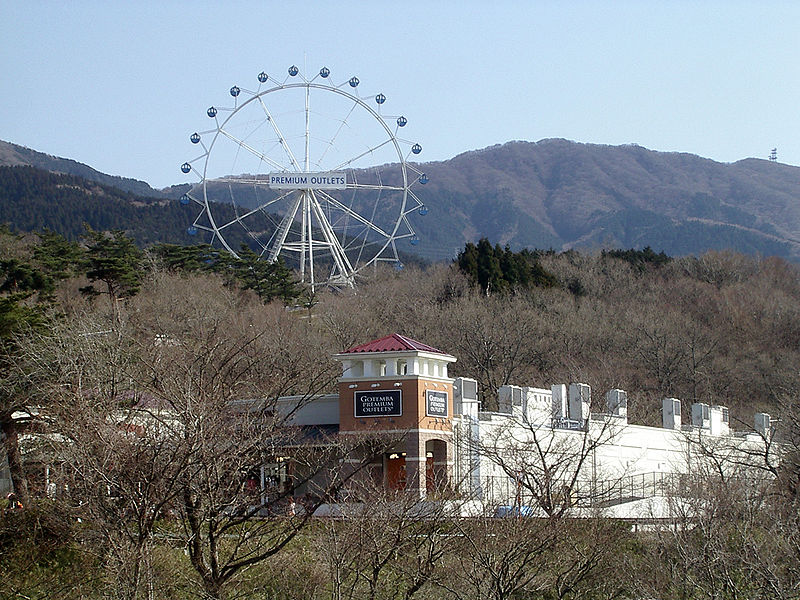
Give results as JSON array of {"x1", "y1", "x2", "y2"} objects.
[
  {"x1": 316, "y1": 102, "x2": 358, "y2": 166},
  {"x1": 304, "y1": 84, "x2": 311, "y2": 172},
  {"x1": 228, "y1": 190, "x2": 296, "y2": 223},
  {"x1": 347, "y1": 182, "x2": 405, "y2": 192},
  {"x1": 217, "y1": 128, "x2": 288, "y2": 172},
  {"x1": 402, "y1": 190, "x2": 425, "y2": 214},
  {"x1": 256, "y1": 95, "x2": 302, "y2": 172},
  {"x1": 330, "y1": 138, "x2": 395, "y2": 172},
  {"x1": 316, "y1": 190, "x2": 392, "y2": 239}
]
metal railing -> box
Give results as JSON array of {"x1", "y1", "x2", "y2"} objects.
[
  {"x1": 478, "y1": 470, "x2": 775, "y2": 510},
  {"x1": 478, "y1": 471, "x2": 684, "y2": 509}
]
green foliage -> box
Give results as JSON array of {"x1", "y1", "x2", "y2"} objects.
[
  {"x1": 80, "y1": 228, "x2": 144, "y2": 301},
  {"x1": 148, "y1": 243, "x2": 304, "y2": 305},
  {"x1": 0, "y1": 295, "x2": 46, "y2": 349},
  {"x1": 231, "y1": 246, "x2": 304, "y2": 304},
  {"x1": 0, "y1": 258, "x2": 52, "y2": 296},
  {"x1": 32, "y1": 229, "x2": 85, "y2": 282},
  {"x1": 457, "y1": 238, "x2": 558, "y2": 294},
  {"x1": 148, "y1": 243, "x2": 224, "y2": 273},
  {"x1": 0, "y1": 228, "x2": 59, "y2": 348},
  {"x1": 602, "y1": 246, "x2": 672, "y2": 272}
]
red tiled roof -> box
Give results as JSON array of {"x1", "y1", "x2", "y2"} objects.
[{"x1": 342, "y1": 333, "x2": 447, "y2": 355}]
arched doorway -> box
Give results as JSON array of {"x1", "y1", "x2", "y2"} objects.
[{"x1": 425, "y1": 439, "x2": 449, "y2": 493}]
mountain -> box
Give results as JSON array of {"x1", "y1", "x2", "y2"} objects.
[
  {"x1": 0, "y1": 165, "x2": 201, "y2": 246},
  {"x1": 2, "y1": 138, "x2": 800, "y2": 261},
  {"x1": 409, "y1": 140, "x2": 800, "y2": 261},
  {"x1": 0, "y1": 165, "x2": 423, "y2": 267},
  {"x1": 0, "y1": 140, "x2": 171, "y2": 199}
]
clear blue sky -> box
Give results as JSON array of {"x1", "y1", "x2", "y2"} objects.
[{"x1": 3, "y1": 1, "x2": 799, "y2": 189}]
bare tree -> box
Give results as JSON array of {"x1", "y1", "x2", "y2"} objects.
[
  {"x1": 17, "y1": 272, "x2": 386, "y2": 599},
  {"x1": 438, "y1": 507, "x2": 632, "y2": 600},
  {"x1": 477, "y1": 413, "x2": 623, "y2": 518},
  {"x1": 319, "y1": 480, "x2": 456, "y2": 600},
  {"x1": 639, "y1": 456, "x2": 800, "y2": 600}
]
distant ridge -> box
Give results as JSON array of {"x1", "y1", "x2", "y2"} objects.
[
  {"x1": 405, "y1": 139, "x2": 800, "y2": 261},
  {"x1": 3, "y1": 137, "x2": 800, "y2": 262},
  {"x1": 0, "y1": 139, "x2": 169, "y2": 198}
]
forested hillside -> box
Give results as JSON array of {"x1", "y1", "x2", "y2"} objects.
[
  {"x1": 5, "y1": 138, "x2": 800, "y2": 264},
  {"x1": 0, "y1": 139, "x2": 168, "y2": 198},
  {"x1": 408, "y1": 139, "x2": 800, "y2": 261},
  {"x1": 0, "y1": 165, "x2": 231, "y2": 247}
]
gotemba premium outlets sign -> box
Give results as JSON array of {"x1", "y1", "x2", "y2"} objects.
[
  {"x1": 426, "y1": 390, "x2": 449, "y2": 418},
  {"x1": 354, "y1": 389, "x2": 402, "y2": 418}
]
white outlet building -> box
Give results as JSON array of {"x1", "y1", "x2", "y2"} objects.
[
  {"x1": 281, "y1": 334, "x2": 775, "y2": 516},
  {"x1": 2, "y1": 333, "x2": 776, "y2": 518}
]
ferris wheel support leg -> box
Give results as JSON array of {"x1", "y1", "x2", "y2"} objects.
[
  {"x1": 309, "y1": 191, "x2": 356, "y2": 288},
  {"x1": 267, "y1": 194, "x2": 303, "y2": 264},
  {"x1": 299, "y1": 192, "x2": 308, "y2": 282},
  {"x1": 305, "y1": 193, "x2": 315, "y2": 290}
]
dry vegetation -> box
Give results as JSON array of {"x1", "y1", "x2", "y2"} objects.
[
  {"x1": 4, "y1": 244, "x2": 800, "y2": 599},
  {"x1": 320, "y1": 250, "x2": 800, "y2": 423}
]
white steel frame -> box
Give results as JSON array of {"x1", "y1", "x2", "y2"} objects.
[{"x1": 181, "y1": 65, "x2": 426, "y2": 290}]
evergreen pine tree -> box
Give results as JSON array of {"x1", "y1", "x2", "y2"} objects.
[{"x1": 80, "y1": 228, "x2": 144, "y2": 304}]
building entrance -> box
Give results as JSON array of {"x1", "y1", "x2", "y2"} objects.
[{"x1": 386, "y1": 452, "x2": 436, "y2": 492}]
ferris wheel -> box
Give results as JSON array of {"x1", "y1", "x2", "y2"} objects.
[{"x1": 179, "y1": 65, "x2": 428, "y2": 290}]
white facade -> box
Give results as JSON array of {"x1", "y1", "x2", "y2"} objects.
[{"x1": 450, "y1": 377, "x2": 773, "y2": 512}]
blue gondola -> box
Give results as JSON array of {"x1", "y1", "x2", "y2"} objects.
[
  {"x1": 319, "y1": 67, "x2": 330, "y2": 78},
  {"x1": 181, "y1": 163, "x2": 191, "y2": 174},
  {"x1": 419, "y1": 174, "x2": 429, "y2": 184},
  {"x1": 410, "y1": 237, "x2": 420, "y2": 246},
  {"x1": 207, "y1": 106, "x2": 217, "y2": 118},
  {"x1": 412, "y1": 144, "x2": 422, "y2": 154},
  {"x1": 394, "y1": 261, "x2": 404, "y2": 271},
  {"x1": 397, "y1": 116, "x2": 407, "y2": 127},
  {"x1": 179, "y1": 194, "x2": 190, "y2": 205},
  {"x1": 289, "y1": 65, "x2": 299, "y2": 76},
  {"x1": 375, "y1": 93, "x2": 386, "y2": 104},
  {"x1": 418, "y1": 206, "x2": 429, "y2": 216},
  {"x1": 258, "y1": 71, "x2": 268, "y2": 83},
  {"x1": 349, "y1": 76, "x2": 359, "y2": 87},
  {"x1": 190, "y1": 132, "x2": 200, "y2": 144},
  {"x1": 230, "y1": 86, "x2": 240, "y2": 97},
  {"x1": 187, "y1": 227, "x2": 197, "y2": 236}
]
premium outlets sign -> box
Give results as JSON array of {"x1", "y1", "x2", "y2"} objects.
[
  {"x1": 268, "y1": 171, "x2": 347, "y2": 190},
  {"x1": 354, "y1": 390, "x2": 402, "y2": 418},
  {"x1": 425, "y1": 390, "x2": 448, "y2": 418}
]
